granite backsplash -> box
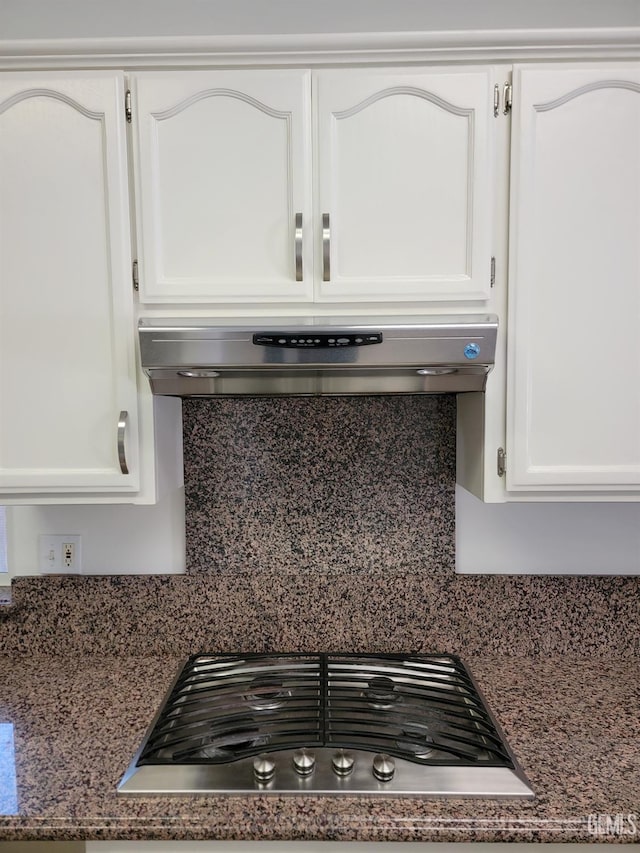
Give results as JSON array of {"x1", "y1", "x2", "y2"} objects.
[
  {"x1": 183, "y1": 396, "x2": 456, "y2": 574},
  {"x1": 2, "y1": 573, "x2": 640, "y2": 658},
  {"x1": 1, "y1": 394, "x2": 639, "y2": 658}
]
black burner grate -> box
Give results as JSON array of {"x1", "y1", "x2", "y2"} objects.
[{"x1": 138, "y1": 653, "x2": 513, "y2": 769}]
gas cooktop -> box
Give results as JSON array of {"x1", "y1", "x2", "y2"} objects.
[{"x1": 118, "y1": 653, "x2": 534, "y2": 797}]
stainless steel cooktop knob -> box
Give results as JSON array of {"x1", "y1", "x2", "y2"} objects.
[
  {"x1": 253, "y1": 754, "x2": 276, "y2": 784},
  {"x1": 372, "y1": 753, "x2": 396, "y2": 782},
  {"x1": 331, "y1": 749, "x2": 355, "y2": 776},
  {"x1": 292, "y1": 748, "x2": 316, "y2": 776}
]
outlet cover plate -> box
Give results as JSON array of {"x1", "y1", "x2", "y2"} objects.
[{"x1": 39, "y1": 534, "x2": 82, "y2": 574}]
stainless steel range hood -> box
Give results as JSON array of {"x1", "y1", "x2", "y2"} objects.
[{"x1": 139, "y1": 315, "x2": 498, "y2": 397}]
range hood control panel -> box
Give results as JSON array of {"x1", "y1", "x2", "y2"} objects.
[{"x1": 253, "y1": 333, "x2": 383, "y2": 349}]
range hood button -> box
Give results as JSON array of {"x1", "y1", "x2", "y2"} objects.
[
  {"x1": 416, "y1": 368, "x2": 458, "y2": 376},
  {"x1": 253, "y1": 755, "x2": 276, "y2": 784}
]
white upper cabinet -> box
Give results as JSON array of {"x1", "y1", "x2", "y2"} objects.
[
  {"x1": 132, "y1": 70, "x2": 313, "y2": 303},
  {"x1": 132, "y1": 67, "x2": 497, "y2": 305},
  {"x1": 0, "y1": 71, "x2": 143, "y2": 497},
  {"x1": 507, "y1": 64, "x2": 640, "y2": 493},
  {"x1": 315, "y1": 67, "x2": 496, "y2": 302}
]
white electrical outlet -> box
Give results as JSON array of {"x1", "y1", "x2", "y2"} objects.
[{"x1": 39, "y1": 535, "x2": 82, "y2": 574}]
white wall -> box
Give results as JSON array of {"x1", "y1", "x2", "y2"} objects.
[
  {"x1": 455, "y1": 486, "x2": 640, "y2": 574},
  {"x1": 1, "y1": 0, "x2": 637, "y2": 41},
  {"x1": 5, "y1": 486, "x2": 185, "y2": 577}
]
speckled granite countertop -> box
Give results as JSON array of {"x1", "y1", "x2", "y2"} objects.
[{"x1": 0, "y1": 653, "x2": 638, "y2": 844}]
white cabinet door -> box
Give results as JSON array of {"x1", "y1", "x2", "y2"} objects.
[
  {"x1": 315, "y1": 67, "x2": 497, "y2": 302},
  {"x1": 0, "y1": 71, "x2": 141, "y2": 495},
  {"x1": 132, "y1": 70, "x2": 313, "y2": 304},
  {"x1": 507, "y1": 64, "x2": 640, "y2": 492}
]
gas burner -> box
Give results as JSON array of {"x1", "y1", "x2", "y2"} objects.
[
  {"x1": 244, "y1": 675, "x2": 292, "y2": 711},
  {"x1": 397, "y1": 722, "x2": 437, "y2": 758},
  {"x1": 396, "y1": 707, "x2": 446, "y2": 758},
  {"x1": 362, "y1": 675, "x2": 400, "y2": 709},
  {"x1": 199, "y1": 731, "x2": 269, "y2": 759}
]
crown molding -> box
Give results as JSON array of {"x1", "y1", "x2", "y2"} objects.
[{"x1": 0, "y1": 28, "x2": 639, "y2": 69}]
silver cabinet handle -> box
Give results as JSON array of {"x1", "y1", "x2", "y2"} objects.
[
  {"x1": 295, "y1": 212, "x2": 303, "y2": 281},
  {"x1": 503, "y1": 81, "x2": 513, "y2": 115},
  {"x1": 117, "y1": 410, "x2": 129, "y2": 475},
  {"x1": 322, "y1": 213, "x2": 331, "y2": 282}
]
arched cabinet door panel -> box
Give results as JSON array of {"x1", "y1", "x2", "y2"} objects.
[
  {"x1": 132, "y1": 70, "x2": 313, "y2": 303},
  {"x1": 507, "y1": 64, "x2": 640, "y2": 492},
  {"x1": 0, "y1": 71, "x2": 141, "y2": 495},
  {"x1": 315, "y1": 67, "x2": 497, "y2": 302}
]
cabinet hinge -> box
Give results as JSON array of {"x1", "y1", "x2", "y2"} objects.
[
  {"x1": 125, "y1": 89, "x2": 132, "y2": 123},
  {"x1": 503, "y1": 82, "x2": 513, "y2": 115},
  {"x1": 132, "y1": 259, "x2": 139, "y2": 291},
  {"x1": 497, "y1": 447, "x2": 506, "y2": 478},
  {"x1": 493, "y1": 84, "x2": 500, "y2": 117},
  {"x1": 490, "y1": 256, "x2": 496, "y2": 288}
]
